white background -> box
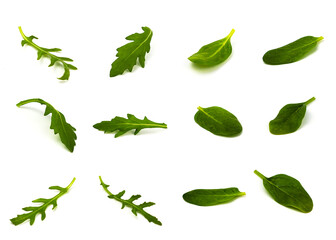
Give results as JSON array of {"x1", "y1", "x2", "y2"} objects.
[{"x1": 1, "y1": 0, "x2": 335, "y2": 239}]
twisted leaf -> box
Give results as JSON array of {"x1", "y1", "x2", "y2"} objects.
[
  {"x1": 17, "y1": 98, "x2": 77, "y2": 152},
  {"x1": 99, "y1": 176, "x2": 162, "y2": 226},
  {"x1": 93, "y1": 114, "x2": 167, "y2": 137},
  {"x1": 19, "y1": 26, "x2": 77, "y2": 80},
  {"x1": 110, "y1": 27, "x2": 153, "y2": 77},
  {"x1": 10, "y1": 178, "x2": 76, "y2": 226}
]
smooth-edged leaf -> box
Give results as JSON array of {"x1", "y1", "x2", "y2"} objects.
[
  {"x1": 254, "y1": 170, "x2": 313, "y2": 213},
  {"x1": 110, "y1": 27, "x2": 153, "y2": 77},
  {"x1": 194, "y1": 106, "x2": 242, "y2": 137},
  {"x1": 17, "y1": 98, "x2": 77, "y2": 152},
  {"x1": 188, "y1": 29, "x2": 234, "y2": 66},
  {"x1": 99, "y1": 176, "x2": 162, "y2": 226},
  {"x1": 93, "y1": 114, "x2": 167, "y2": 137},
  {"x1": 10, "y1": 178, "x2": 75, "y2": 226},
  {"x1": 263, "y1": 36, "x2": 323, "y2": 65},
  {"x1": 183, "y1": 187, "x2": 245, "y2": 206},
  {"x1": 19, "y1": 26, "x2": 77, "y2": 80},
  {"x1": 269, "y1": 97, "x2": 315, "y2": 135}
]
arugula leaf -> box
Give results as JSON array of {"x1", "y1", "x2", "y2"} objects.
[
  {"x1": 19, "y1": 26, "x2": 77, "y2": 80},
  {"x1": 10, "y1": 178, "x2": 76, "y2": 226},
  {"x1": 99, "y1": 176, "x2": 162, "y2": 226},
  {"x1": 17, "y1": 98, "x2": 77, "y2": 152},
  {"x1": 269, "y1": 97, "x2": 315, "y2": 135},
  {"x1": 93, "y1": 114, "x2": 167, "y2": 137},
  {"x1": 110, "y1": 27, "x2": 153, "y2": 77},
  {"x1": 263, "y1": 36, "x2": 323, "y2": 65},
  {"x1": 254, "y1": 170, "x2": 313, "y2": 213},
  {"x1": 194, "y1": 106, "x2": 242, "y2": 137},
  {"x1": 183, "y1": 187, "x2": 245, "y2": 206},
  {"x1": 188, "y1": 29, "x2": 234, "y2": 66}
]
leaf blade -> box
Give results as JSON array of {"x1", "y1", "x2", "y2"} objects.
[
  {"x1": 99, "y1": 176, "x2": 162, "y2": 226},
  {"x1": 188, "y1": 29, "x2": 234, "y2": 66},
  {"x1": 194, "y1": 106, "x2": 242, "y2": 137},
  {"x1": 183, "y1": 188, "x2": 245, "y2": 206},
  {"x1": 17, "y1": 98, "x2": 77, "y2": 152},
  {"x1": 18, "y1": 26, "x2": 77, "y2": 80},
  {"x1": 93, "y1": 114, "x2": 167, "y2": 137},
  {"x1": 10, "y1": 178, "x2": 75, "y2": 226},
  {"x1": 263, "y1": 36, "x2": 323, "y2": 65},
  {"x1": 254, "y1": 170, "x2": 313, "y2": 213},
  {"x1": 110, "y1": 27, "x2": 153, "y2": 77},
  {"x1": 269, "y1": 97, "x2": 315, "y2": 135}
]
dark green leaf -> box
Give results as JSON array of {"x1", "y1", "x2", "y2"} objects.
[
  {"x1": 19, "y1": 26, "x2": 77, "y2": 80},
  {"x1": 269, "y1": 97, "x2": 315, "y2": 135},
  {"x1": 110, "y1": 27, "x2": 153, "y2": 77},
  {"x1": 254, "y1": 170, "x2": 313, "y2": 213},
  {"x1": 188, "y1": 29, "x2": 234, "y2": 66},
  {"x1": 263, "y1": 36, "x2": 323, "y2": 65},
  {"x1": 183, "y1": 187, "x2": 245, "y2": 206},
  {"x1": 17, "y1": 98, "x2": 77, "y2": 152},
  {"x1": 93, "y1": 114, "x2": 167, "y2": 137},
  {"x1": 10, "y1": 178, "x2": 75, "y2": 226},
  {"x1": 99, "y1": 176, "x2": 162, "y2": 226},
  {"x1": 194, "y1": 106, "x2": 242, "y2": 137}
]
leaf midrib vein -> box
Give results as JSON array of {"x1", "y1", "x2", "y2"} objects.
[{"x1": 124, "y1": 29, "x2": 152, "y2": 62}]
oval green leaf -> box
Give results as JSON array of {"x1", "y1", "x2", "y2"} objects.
[
  {"x1": 269, "y1": 97, "x2": 315, "y2": 135},
  {"x1": 254, "y1": 170, "x2": 313, "y2": 213},
  {"x1": 194, "y1": 106, "x2": 242, "y2": 137},
  {"x1": 183, "y1": 187, "x2": 245, "y2": 206},
  {"x1": 263, "y1": 36, "x2": 323, "y2": 65},
  {"x1": 188, "y1": 29, "x2": 235, "y2": 66}
]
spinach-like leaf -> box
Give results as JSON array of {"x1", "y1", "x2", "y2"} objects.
[
  {"x1": 93, "y1": 114, "x2": 167, "y2": 137},
  {"x1": 254, "y1": 170, "x2": 313, "y2": 213},
  {"x1": 188, "y1": 29, "x2": 234, "y2": 66},
  {"x1": 263, "y1": 36, "x2": 323, "y2": 65},
  {"x1": 183, "y1": 187, "x2": 245, "y2": 206},
  {"x1": 17, "y1": 98, "x2": 77, "y2": 152},
  {"x1": 10, "y1": 178, "x2": 76, "y2": 226},
  {"x1": 19, "y1": 26, "x2": 77, "y2": 80},
  {"x1": 269, "y1": 97, "x2": 315, "y2": 135},
  {"x1": 99, "y1": 176, "x2": 162, "y2": 226},
  {"x1": 110, "y1": 27, "x2": 153, "y2": 77},
  {"x1": 194, "y1": 106, "x2": 242, "y2": 137}
]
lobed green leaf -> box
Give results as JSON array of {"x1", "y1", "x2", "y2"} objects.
[
  {"x1": 93, "y1": 114, "x2": 167, "y2": 137},
  {"x1": 19, "y1": 26, "x2": 77, "y2": 80},
  {"x1": 99, "y1": 176, "x2": 162, "y2": 226},
  {"x1": 17, "y1": 98, "x2": 77, "y2": 152},
  {"x1": 110, "y1": 27, "x2": 153, "y2": 77}
]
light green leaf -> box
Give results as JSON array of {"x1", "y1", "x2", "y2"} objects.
[
  {"x1": 19, "y1": 26, "x2": 77, "y2": 80},
  {"x1": 188, "y1": 29, "x2": 234, "y2": 66},
  {"x1": 10, "y1": 178, "x2": 75, "y2": 226}
]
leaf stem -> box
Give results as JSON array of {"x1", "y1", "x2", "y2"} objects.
[
  {"x1": 317, "y1": 36, "x2": 324, "y2": 42},
  {"x1": 228, "y1": 29, "x2": 235, "y2": 39},
  {"x1": 66, "y1": 177, "x2": 76, "y2": 190},
  {"x1": 254, "y1": 170, "x2": 267, "y2": 180},
  {"x1": 304, "y1": 97, "x2": 316, "y2": 105}
]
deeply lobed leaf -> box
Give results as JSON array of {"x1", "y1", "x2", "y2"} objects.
[
  {"x1": 10, "y1": 178, "x2": 75, "y2": 226},
  {"x1": 19, "y1": 26, "x2": 77, "y2": 80},
  {"x1": 99, "y1": 176, "x2": 162, "y2": 226},
  {"x1": 17, "y1": 98, "x2": 77, "y2": 152},
  {"x1": 93, "y1": 114, "x2": 167, "y2": 137},
  {"x1": 110, "y1": 27, "x2": 153, "y2": 77}
]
